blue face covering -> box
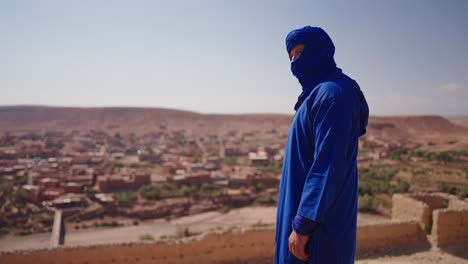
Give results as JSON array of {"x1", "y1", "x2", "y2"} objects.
[
  {"x1": 286, "y1": 26, "x2": 340, "y2": 110},
  {"x1": 290, "y1": 44, "x2": 329, "y2": 88}
]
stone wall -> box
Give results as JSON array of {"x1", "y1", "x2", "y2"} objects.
[
  {"x1": 448, "y1": 198, "x2": 468, "y2": 210},
  {"x1": 0, "y1": 221, "x2": 429, "y2": 264},
  {"x1": 432, "y1": 208, "x2": 468, "y2": 247},
  {"x1": 0, "y1": 230, "x2": 275, "y2": 264},
  {"x1": 410, "y1": 193, "x2": 447, "y2": 210},
  {"x1": 356, "y1": 220, "x2": 426, "y2": 257},
  {"x1": 392, "y1": 194, "x2": 432, "y2": 232}
]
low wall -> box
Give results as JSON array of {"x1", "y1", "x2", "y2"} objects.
[
  {"x1": 448, "y1": 198, "x2": 468, "y2": 210},
  {"x1": 0, "y1": 229, "x2": 275, "y2": 264},
  {"x1": 432, "y1": 208, "x2": 468, "y2": 248},
  {"x1": 410, "y1": 193, "x2": 447, "y2": 211},
  {"x1": 356, "y1": 220, "x2": 426, "y2": 257},
  {"x1": 0, "y1": 220, "x2": 429, "y2": 264},
  {"x1": 50, "y1": 210, "x2": 64, "y2": 248},
  {"x1": 392, "y1": 194, "x2": 432, "y2": 232}
]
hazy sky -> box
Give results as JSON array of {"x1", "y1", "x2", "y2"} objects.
[{"x1": 1, "y1": 0, "x2": 467, "y2": 115}]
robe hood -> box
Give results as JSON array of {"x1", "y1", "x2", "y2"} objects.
[
  {"x1": 286, "y1": 26, "x2": 336, "y2": 90},
  {"x1": 286, "y1": 26, "x2": 369, "y2": 136}
]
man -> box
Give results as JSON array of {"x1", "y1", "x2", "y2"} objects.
[{"x1": 274, "y1": 26, "x2": 369, "y2": 264}]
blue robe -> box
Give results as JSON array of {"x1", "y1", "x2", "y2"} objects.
[{"x1": 274, "y1": 26, "x2": 369, "y2": 264}]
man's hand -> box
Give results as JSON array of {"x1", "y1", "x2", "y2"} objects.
[{"x1": 288, "y1": 229, "x2": 310, "y2": 262}]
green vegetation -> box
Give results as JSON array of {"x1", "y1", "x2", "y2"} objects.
[
  {"x1": 129, "y1": 163, "x2": 152, "y2": 169},
  {"x1": 159, "y1": 183, "x2": 178, "y2": 196},
  {"x1": 198, "y1": 183, "x2": 222, "y2": 197},
  {"x1": 256, "y1": 161, "x2": 283, "y2": 174},
  {"x1": 458, "y1": 186, "x2": 468, "y2": 198},
  {"x1": 253, "y1": 183, "x2": 265, "y2": 193},
  {"x1": 390, "y1": 148, "x2": 468, "y2": 163},
  {"x1": 92, "y1": 220, "x2": 123, "y2": 228},
  {"x1": 175, "y1": 136, "x2": 186, "y2": 146},
  {"x1": 193, "y1": 152, "x2": 203, "y2": 163},
  {"x1": 12, "y1": 188, "x2": 28, "y2": 208},
  {"x1": 14, "y1": 229, "x2": 32, "y2": 236},
  {"x1": 358, "y1": 194, "x2": 380, "y2": 213},
  {"x1": 139, "y1": 233, "x2": 154, "y2": 241},
  {"x1": 139, "y1": 183, "x2": 178, "y2": 199},
  {"x1": 411, "y1": 167, "x2": 433, "y2": 175},
  {"x1": 393, "y1": 177, "x2": 410, "y2": 194},
  {"x1": 438, "y1": 182, "x2": 468, "y2": 198},
  {"x1": 443, "y1": 169, "x2": 453, "y2": 175},
  {"x1": 438, "y1": 182, "x2": 457, "y2": 195},
  {"x1": 221, "y1": 156, "x2": 237, "y2": 166},
  {"x1": 254, "y1": 194, "x2": 277, "y2": 205},
  {"x1": 181, "y1": 185, "x2": 198, "y2": 196},
  {"x1": 358, "y1": 165, "x2": 409, "y2": 195},
  {"x1": 13, "y1": 176, "x2": 27, "y2": 186},
  {"x1": 430, "y1": 152, "x2": 456, "y2": 163},
  {"x1": 389, "y1": 148, "x2": 408, "y2": 161},
  {"x1": 113, "y1": 192, "x2": 137, "y2": 206},
  {"x1": 139, "y1": 183, "x2": 223, "y2": 200},
  {"x1": 31, "y1": 213, "x2": 54, "y2": 226},
  {"x1": 139, "y1": 185, "x2": 162, "y2": 200}
]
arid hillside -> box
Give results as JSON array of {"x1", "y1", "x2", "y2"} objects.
[
  {"x1": 0, "y1": 106, "x2": 293, "y2": 135},
  {"x1": 1, "y1": 106, "x2": 467, "y2": 138}
]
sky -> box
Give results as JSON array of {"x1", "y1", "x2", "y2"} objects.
[{"x1": 1, "y1": 0, "x2": 467, "y2": 116}]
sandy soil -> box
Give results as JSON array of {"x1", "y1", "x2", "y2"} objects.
[{"x1": 355, "y1": 248, "x2": 468, "y2": 264}]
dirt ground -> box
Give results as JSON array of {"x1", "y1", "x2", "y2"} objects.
[{"x1": 355, "y1": 248, "x2": 468, "y2": 264}]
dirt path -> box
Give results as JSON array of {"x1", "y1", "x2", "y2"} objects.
[{"x1": 356, "y1": 248, "x2": 468, "y2": 264}]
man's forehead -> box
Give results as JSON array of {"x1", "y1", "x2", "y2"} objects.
[{"x1": 285, "y1": 26, "x2": 334, "y2": 55}]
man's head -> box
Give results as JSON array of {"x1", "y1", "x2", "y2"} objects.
[{"x1": 285, "y1": 26, "x2": 337, "y2": 88}]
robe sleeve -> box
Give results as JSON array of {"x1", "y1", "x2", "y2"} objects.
[
  {"x1": 291, "y1": 214, "x2": 320, "y2": 235},
  {"x1": 295, "y1": 95, "x2": 352, "y2": 227}
]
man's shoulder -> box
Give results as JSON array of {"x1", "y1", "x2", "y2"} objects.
[{"x1": 308, "y1": 81, "x2": 347, "y2": 104}]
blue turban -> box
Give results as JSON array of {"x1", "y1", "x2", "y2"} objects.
[{"x1": 286, "y1": 26, "x2": 338, "y2": 93}]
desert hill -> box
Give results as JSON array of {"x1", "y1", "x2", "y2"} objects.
[
  {"x1": 0, "y1": 106, "x2": 467, "y2": 149},
  {"x1": 0, "y1": 105, "x2": 293, "y2": 134}
]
